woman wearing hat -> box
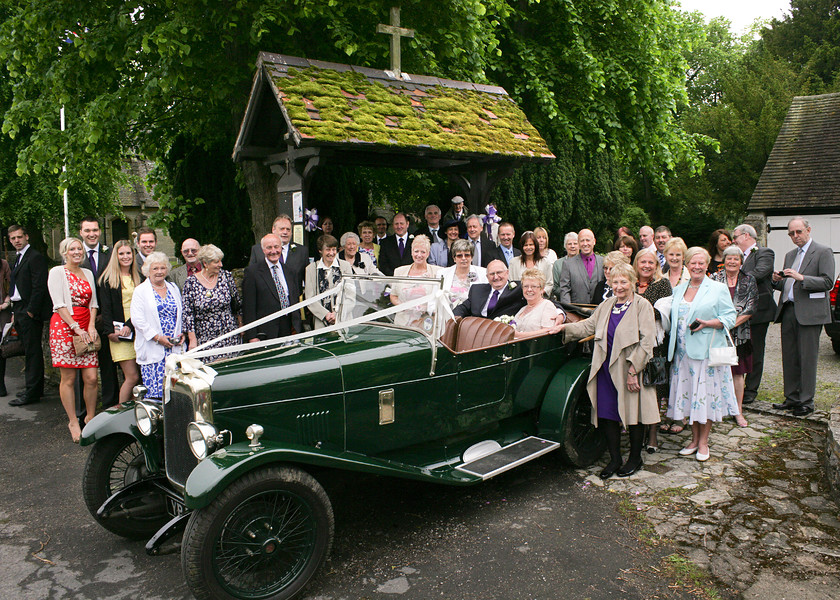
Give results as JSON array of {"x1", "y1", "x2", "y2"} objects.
[{"x1": 429, "y1": 219, "x2": 466, "y2": 267}]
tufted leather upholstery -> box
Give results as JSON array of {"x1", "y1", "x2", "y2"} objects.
[
  {"x1": 454, "y1": 317, "x2": 514, "y2": 353},
  {"x1": 439, "y1": 317, "x2": 462, "y2": 350}
]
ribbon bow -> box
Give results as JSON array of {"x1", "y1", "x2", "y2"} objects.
[
  {"x1": 483, "y1": 205, "x2": 501, "y2": 237},
  {"x1": 304, "y1": 208, "x2": 319, "y2": 232}
]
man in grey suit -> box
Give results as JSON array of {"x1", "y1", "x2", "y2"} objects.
[
  {"x1": 771, "y1": 217, "x2": 835, "y2": 416},
  {"x1": 556, "y1": 229, "x2": 604, "y2": 305},
  {"x1": 733, "y1": 224, "x2": 775, "y2": 404}
]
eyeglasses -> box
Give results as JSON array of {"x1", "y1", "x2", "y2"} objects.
[
  {"x1": 788, "y1": 230, "x2": 806, "y2": 236},
  {"x1": 182, "y1": 249, "x2": 198, "y2": 255},
  {"x1": 454, "y1": 253, "x2": 472, "y2": 258}
]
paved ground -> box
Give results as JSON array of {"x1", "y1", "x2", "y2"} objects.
[{"x1": 1, "y1": 329, "x2": 838, "y2": 600}]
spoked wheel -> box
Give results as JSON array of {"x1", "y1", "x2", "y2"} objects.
[
  {"x1": 558, "y1": 385, "x2": 606, "y2": 467},
  {"x1": 82, "y1": 434, "x2": 170, "y2": 539},
  {"x1": 182, "y1": 465, "x2": 333, "y2": 600}
]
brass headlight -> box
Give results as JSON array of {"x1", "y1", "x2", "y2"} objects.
[
  {"x1": 135, "y1": 401, "x2": 162, "y2": 436},
  {"x1": 187, "y1": 421, "x2": 231, "y2": 460}
]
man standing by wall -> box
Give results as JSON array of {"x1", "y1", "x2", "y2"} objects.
[
  {"x1": 771, "y1": 217, "x2": 835, "y2": 416},
  {"x1": 733, "y1": 224, "x2": 775, "y2": 405},
  {"x1": 7, "y1": 225, "x2": 49, "y2": 407}
]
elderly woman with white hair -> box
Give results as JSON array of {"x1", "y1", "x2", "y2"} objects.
[
  {"x1": 339, "y1": 232, "x2": 379, "y2": 275},
  {"x1": 182, "y1": 244, "x2": 242, "y2": 356},
  {"x1": 130, "y1": 252, "x2": 184, "y2": 399},
  {"x1": 47, "y1": 237, "x2": 100, "y2": 442},
  {"x1": 440, "y1": 238, "x2": 487, "y2": 308}
]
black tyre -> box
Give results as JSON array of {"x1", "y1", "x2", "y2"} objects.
[
  {"x1": 558, "y1": 385, "x2": 606, "y2": 467},
  {"x1": 181, "y1": 465, "x2": 333, "y2": 600},
  {"x1": 82, "y1": 434, "x2": 170, "y2": 539}
]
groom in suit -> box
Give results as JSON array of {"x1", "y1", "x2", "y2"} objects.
[
  {"x1": 733, "y1": 223, "x2": 776, "y2": 404},
  {"x1": 771, "y1": 217, "x2": 835, "y2": 416},
  {"x1": 244, "y1": 234, "x2": 302, "y2": 341},
  {"x1": 249, "y1": 214, "x2": 308, "y2": 297},
  {"x1": 556, "y1": 229, "x2": 604, "y2": 304},
  {"x1": 7, "y1": 225, "x2": 49, "y2": 406},
  {"x1": 378, "y1": 213, "x2": 414, "y2": 276}
]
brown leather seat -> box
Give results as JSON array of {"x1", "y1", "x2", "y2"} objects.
[
  {"x1": 439, "y1": 317, "x2": 462, "y2": 350},
  {"x1": 455, "y1": 317, "x2": 515, "y2": 353}
]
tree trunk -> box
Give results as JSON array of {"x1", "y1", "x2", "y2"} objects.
[{"x1": 241, "y1": 161, "x2": 276, "y2": 242}]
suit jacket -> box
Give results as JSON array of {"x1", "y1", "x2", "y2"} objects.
[
  {"x1": 415, "y1": 225, "x2": 444, "y2": 245},
  {"x1": 453, "y1": 282, "x2": 525, "y2": 319},
  {"x1": 249, "y1": 243, "x2": 309, "y2": 299},
  {"x1": 741, "y1": 246, "x2": 776, "y2": 324},
  {"x1": 468, "y1": 233, "x2": 501, "y2": 268},
  {"x1": 169, "y1": 263, "x2": 196, "y2": 292},
  {"x1": 10, "y1": 246, "x2": 50, "y2": 320},
  {"x1": 378, "y1": 234, "x2": 414, "y2": 276},
  {"x1": 772, "y1": 240, "x2": 835, "y2": 325},
  {"x1": 243, "y1": 260, "x2": 302, "y2": 340},
  {"x1": 498, "y1": 245, "x2": 521, "y2": 267},
  {"x1": 556, "y1": 253, "x2": 605, "y2": 304},
  {"x1": 81, "y1": 245, "x2": 112, "y2": 332},
  {"x1": 667, "y1": 278, "x2": 737, "y2": 361}
]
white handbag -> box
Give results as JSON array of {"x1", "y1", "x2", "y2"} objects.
[{"x1": 708, "y1": 327, "x2": 739, "y2": 367}]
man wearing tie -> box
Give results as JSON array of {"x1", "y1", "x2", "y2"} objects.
[
  {"x1": 78, "y1": 216, "x2": 118, "y2": 412},
  {"x1": 465, "y1": 214, "x2": 500, "y2": 268},
  {"x1": 497, "y1": 222, "x2": 521, "y2": 267},
  {"x1": 243, "y1": 234, "x2": 301, "y2": 341},
  {"x1": 771, "y1": 217, "x2": 835, "y2": 417},
  {"x1": 377, "y1": 213, "x2": 413, "y2": 276},
  {"x1": 7, "y1": 225, "x2": 49, "y2": 407},
  {"x1": 249, "y1": 214, "x2": 308, "y2": 296},
  {"x1": 416, "y1": 204, "x2": 443, "y2": 244},
  {"x1": 373, "y1": 216, "x2": 389, "y2": 245},
  {"x1": 654, "y1": 226, "x2": 671, "y2": 270}
]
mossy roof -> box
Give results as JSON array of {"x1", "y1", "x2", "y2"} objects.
[{"x1": 235, "y1": 52, "x2": 554, "y2": 163}]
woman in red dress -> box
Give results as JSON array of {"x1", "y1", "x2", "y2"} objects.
[{"x1": 47, "y1": 237, "x2": 99, "y2": 442}]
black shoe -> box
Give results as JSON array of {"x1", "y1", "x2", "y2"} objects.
[
  {"x1": 741, "y1": 397, "x2": 755, "y2": 405},
  {"x1": 617, "y1": 457, "x2": 643, "y2": 477},
  {"x1": 16, "y1": 390, "x2": 25, "y2": 398},
  {"x1": 791, "y1": 405, "x2": 814, "y2": 417},
  {"x1": 599, "y1": 461, "x2": 622, "y2": 480},
  {"x1": 8, "y1": 395, "x2": 39, "y2": 406},
  {"x1": 0, "y1": 384, "x2": 7, "y2": 397},
  {"x1": 771, "y1": 401, "x2": 796, "y2": 411}
]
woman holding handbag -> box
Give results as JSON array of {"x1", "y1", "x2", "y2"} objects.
[
  {"x1": 47, "y1": 237, "x2": 99, "y2": 443},
  {"x1": 711, "y1": 245, "x2": 757, "y2": 427},
  {"x1": 666, "y1": 247, "x2": 740, "y2": 461}
]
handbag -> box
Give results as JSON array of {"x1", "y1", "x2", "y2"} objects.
[
  {"x1": 642, "y1": 356, "x2": 669, "y2": 386},
  {"x1": 708, "y1": 327, "x2": 738, "y2": 367},
  {"x1": 72, "y1": 334, "x2": 102, "y2": 357},
  {"x1": 1, "y1": 325, "x2": 25, "y2": 359}
]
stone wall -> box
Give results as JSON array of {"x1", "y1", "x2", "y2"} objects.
[{"x1": 824, "y1": 401, "x2": 840, "y2": 506}]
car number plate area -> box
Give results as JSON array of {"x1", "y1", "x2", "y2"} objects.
[{"x1": 167, "y1": 496, "x2": 187, "y2": 517}]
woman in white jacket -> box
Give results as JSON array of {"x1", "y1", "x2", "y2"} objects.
[{"x1": 130, "y1": 252, "x2": 183, "y2": 399}]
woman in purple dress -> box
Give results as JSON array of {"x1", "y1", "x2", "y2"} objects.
[{"x1": 555, "y1": 263, "x2": 659, "y2": 479}]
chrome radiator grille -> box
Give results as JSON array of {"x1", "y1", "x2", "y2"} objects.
[{"x1": 164, "y1": 390, "x2": 198, "y2": 491}]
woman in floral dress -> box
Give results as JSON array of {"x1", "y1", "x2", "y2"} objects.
[
  {"x1": 130, "y1": 252, "x2": 184, "y2": 399},
  {"x1": 182, "y1": 244, "x2": 242, "y2": 359},
  {"x1": 47, "y1": 237, "x2": 99, "y2": 442}
]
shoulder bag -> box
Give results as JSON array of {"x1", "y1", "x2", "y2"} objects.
[{"x1": 707, "y1": 327, "x2": 738, "y2": 367}]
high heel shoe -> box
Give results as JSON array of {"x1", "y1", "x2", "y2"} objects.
[{"x1": 68, "y1": 421, "x2": 82, "y2": 444}]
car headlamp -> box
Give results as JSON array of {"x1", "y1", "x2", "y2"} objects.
[
  {"x1": 187, "y1": 421, "x2": 231, "y2": 460},
  {"x1": 134, "y1": 401, "x2": 162, "y2": 436}
]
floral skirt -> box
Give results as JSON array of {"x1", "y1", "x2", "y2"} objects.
[
  {"x1": 50, "y1": 307, "x2": 98, "y2": 369},
  {"x1": 666, "y1": 354, "x2": 739, "y2": 424}
]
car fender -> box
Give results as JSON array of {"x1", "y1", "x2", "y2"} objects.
[
  {"x1": 80, "y1": 403, "x2": 165, "y2": 474},
  {"x1": 537, "y1": 357, "x2": 590, "y2": 442}
]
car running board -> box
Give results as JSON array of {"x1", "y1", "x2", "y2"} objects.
[{"x1": 455, "y1": 436, "x2": 560, "y2": 480}]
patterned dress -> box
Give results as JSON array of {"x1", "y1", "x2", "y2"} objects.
[
  {"x1": 667, "y1": 300, "x2": 739, "y2": 423},
  {"x1": 140, "y1": 289, "x2": 178, "y2": 399},
  {"x1": 182, "y1": 270, "x2": 242, "y2": 358},
  {"x1": 49, "y1": 269, "x2": 98, "y2": 368}
]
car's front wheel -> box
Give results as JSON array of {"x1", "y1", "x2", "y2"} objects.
[
  {"x1": 181, "y1": 465, "x2": 333, "y2": 600},
  {"x1": 558, "y1": 385, "x2": 606, "y2": 467},
  {"x1": 82, "y1": 434, "x2": 170, "y2": 539}
]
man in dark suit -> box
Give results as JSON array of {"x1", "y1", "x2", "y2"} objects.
[
  {"x1": 7, "y1": 225, "x2": 50, "y2": 406},
  {"x1": 249, "y1": 214, "x2": 308, "y2": 299},
  {"x1": 497, "y1": 222, "x2": 521, "y2": 267},
  {"x1": 465, "y1": 214, "x2": 501, "y2": 268},
  {"x1": 415, "y1": 204, "x2": 443, "y2": 244},
  {"x1": 77, "y1": 216, "x2": 119, "y2": 412},
  {"x1": 556, "y1": 229, "x2": 604, "y2": 304},
  {"x1": 771, "y1": 217, "x2": 835, "y2": 416},
  {"x1": 454, "y1": 260, "x2": 526, "y2": 319},
  {"x1": 733, "y1": 223, "x2": 776, "y2": 405},
  {"x1": 244, "y1": 234, "x2": 301, "y2": 341},
  {"x1": 378, "y1": 213, "x2": 414, "y2": 276}
]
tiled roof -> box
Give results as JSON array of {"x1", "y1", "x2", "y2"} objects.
[
  {"x1": 749, "y1": 92, "x2": 840, "y2": 213},
  {"x1": 235, "y1": 52, "x2": 554, "y2": 162}
]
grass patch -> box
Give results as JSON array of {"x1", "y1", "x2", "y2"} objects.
[
  {"x1": 755, "y1": 425, "x2": 806, "y2": 448},
  {"x1": 616, "y1": 495, "x2": 659, "y2": 547},
  {"x1": 661, "y1": 553, "x2": 723, "y2": 600}
]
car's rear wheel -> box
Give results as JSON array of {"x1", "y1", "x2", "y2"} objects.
[
  {"x1": 82, "y1": 434, "x2": 169, "y2": 539},
  {"x1": 558, "y1": 385, "x2": 606, "y2": 467},
  {"x1": 182, "y1": 465, "x2": 333, "y2": 600}
]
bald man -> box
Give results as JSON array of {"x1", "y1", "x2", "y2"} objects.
[
  {"x1": 243, "y1": 234, "x2": 302, "y2": 340},
  {"x1": 169, "y1": 238, "x2": 202, "y2": 292},
  {"x1": 556, "y1": 229, "x2": 605, "y2": 304}
]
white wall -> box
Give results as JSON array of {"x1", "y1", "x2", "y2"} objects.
[{"x1": 766, "y1": 214, "x2": 840, "y2": 281}]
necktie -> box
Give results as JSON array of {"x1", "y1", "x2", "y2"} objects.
[
  {"x1": 472, "y1": 241, "x2": 480, "y2": 266},
  {"x1": 13, "y1": 251, "x2": 21, "y2": 271},
  {"x1": 431, "y1": 229, "x2": 438, "y2": 243},
  {"x1": 88, "y1": 250, "x2": 97, "y2": 278},
  {"x1": 784, "y1": 248, "x2": 805, "y2": 302},
  {"x1": 658, "y1": 252, "x2": 666, "y2": 269},
  {"x1": 271, "y1": 264, "x2": 290, "y2": 308},
  {"x1": 279, "y1": 246, "x2": 286, "y2": 265},
  {"x1": 486, "y1": 289, "x2": 499, "y2": 315},
  {"x1": 398, "y1": 237, "x2": 405, "y2": 257}
]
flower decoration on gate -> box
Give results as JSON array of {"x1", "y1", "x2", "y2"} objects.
[
  {"x1": 483, "y1": 204, "x2": 501, "y2": 238},
  {"x1": 304, "y1": 208, "x2": 319, "y2": 232}
]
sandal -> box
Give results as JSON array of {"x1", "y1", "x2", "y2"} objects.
[
  {"x1": 668, "y1": 423, "x2": 685, "y2": 435},
  {"x1": 659, "y1": 423, "x2": 672, "y2": 433}
]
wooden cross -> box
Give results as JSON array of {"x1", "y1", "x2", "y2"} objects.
[{"x1": 376, "y1": 7, "x2": 415, "y2": 78}]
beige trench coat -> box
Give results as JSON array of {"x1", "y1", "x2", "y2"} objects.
[{"x1": 562, "y1": 294, "x2": 659, "y2": 427}]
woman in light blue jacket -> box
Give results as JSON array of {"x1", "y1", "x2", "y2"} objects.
[{"x1": 666, "y1": 247, "x2": 740, "y2": 462}]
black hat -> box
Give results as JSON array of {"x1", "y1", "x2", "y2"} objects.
[{"x1": 440, "y1": 219, "x2": 467, "y2": 238}]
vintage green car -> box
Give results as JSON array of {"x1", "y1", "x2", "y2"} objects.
[{"x1": 80, "y1": 275, "x2": 602, "y2": 600}]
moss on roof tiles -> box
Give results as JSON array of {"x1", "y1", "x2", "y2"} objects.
[{"x1": 271, "y1": 67, "x2": 552, "y2": 157}]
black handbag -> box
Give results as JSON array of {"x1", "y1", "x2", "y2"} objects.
[
  {"x1": 642, "y1": 356, "x2": 669, "y2": 387},
  {"x1": 1, "y1": 325, "x2": 25, "y2": 359}
]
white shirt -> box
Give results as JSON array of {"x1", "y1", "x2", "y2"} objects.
[
  {"x1": 266, "y1": 258, "x2": 289, "y2": 298},
  {"x1": 786, "y1": 239, "x2": 811, "y2": 302},
  {"x1": 742, "y1": 243, "x2": 757, "y2": 261}
]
